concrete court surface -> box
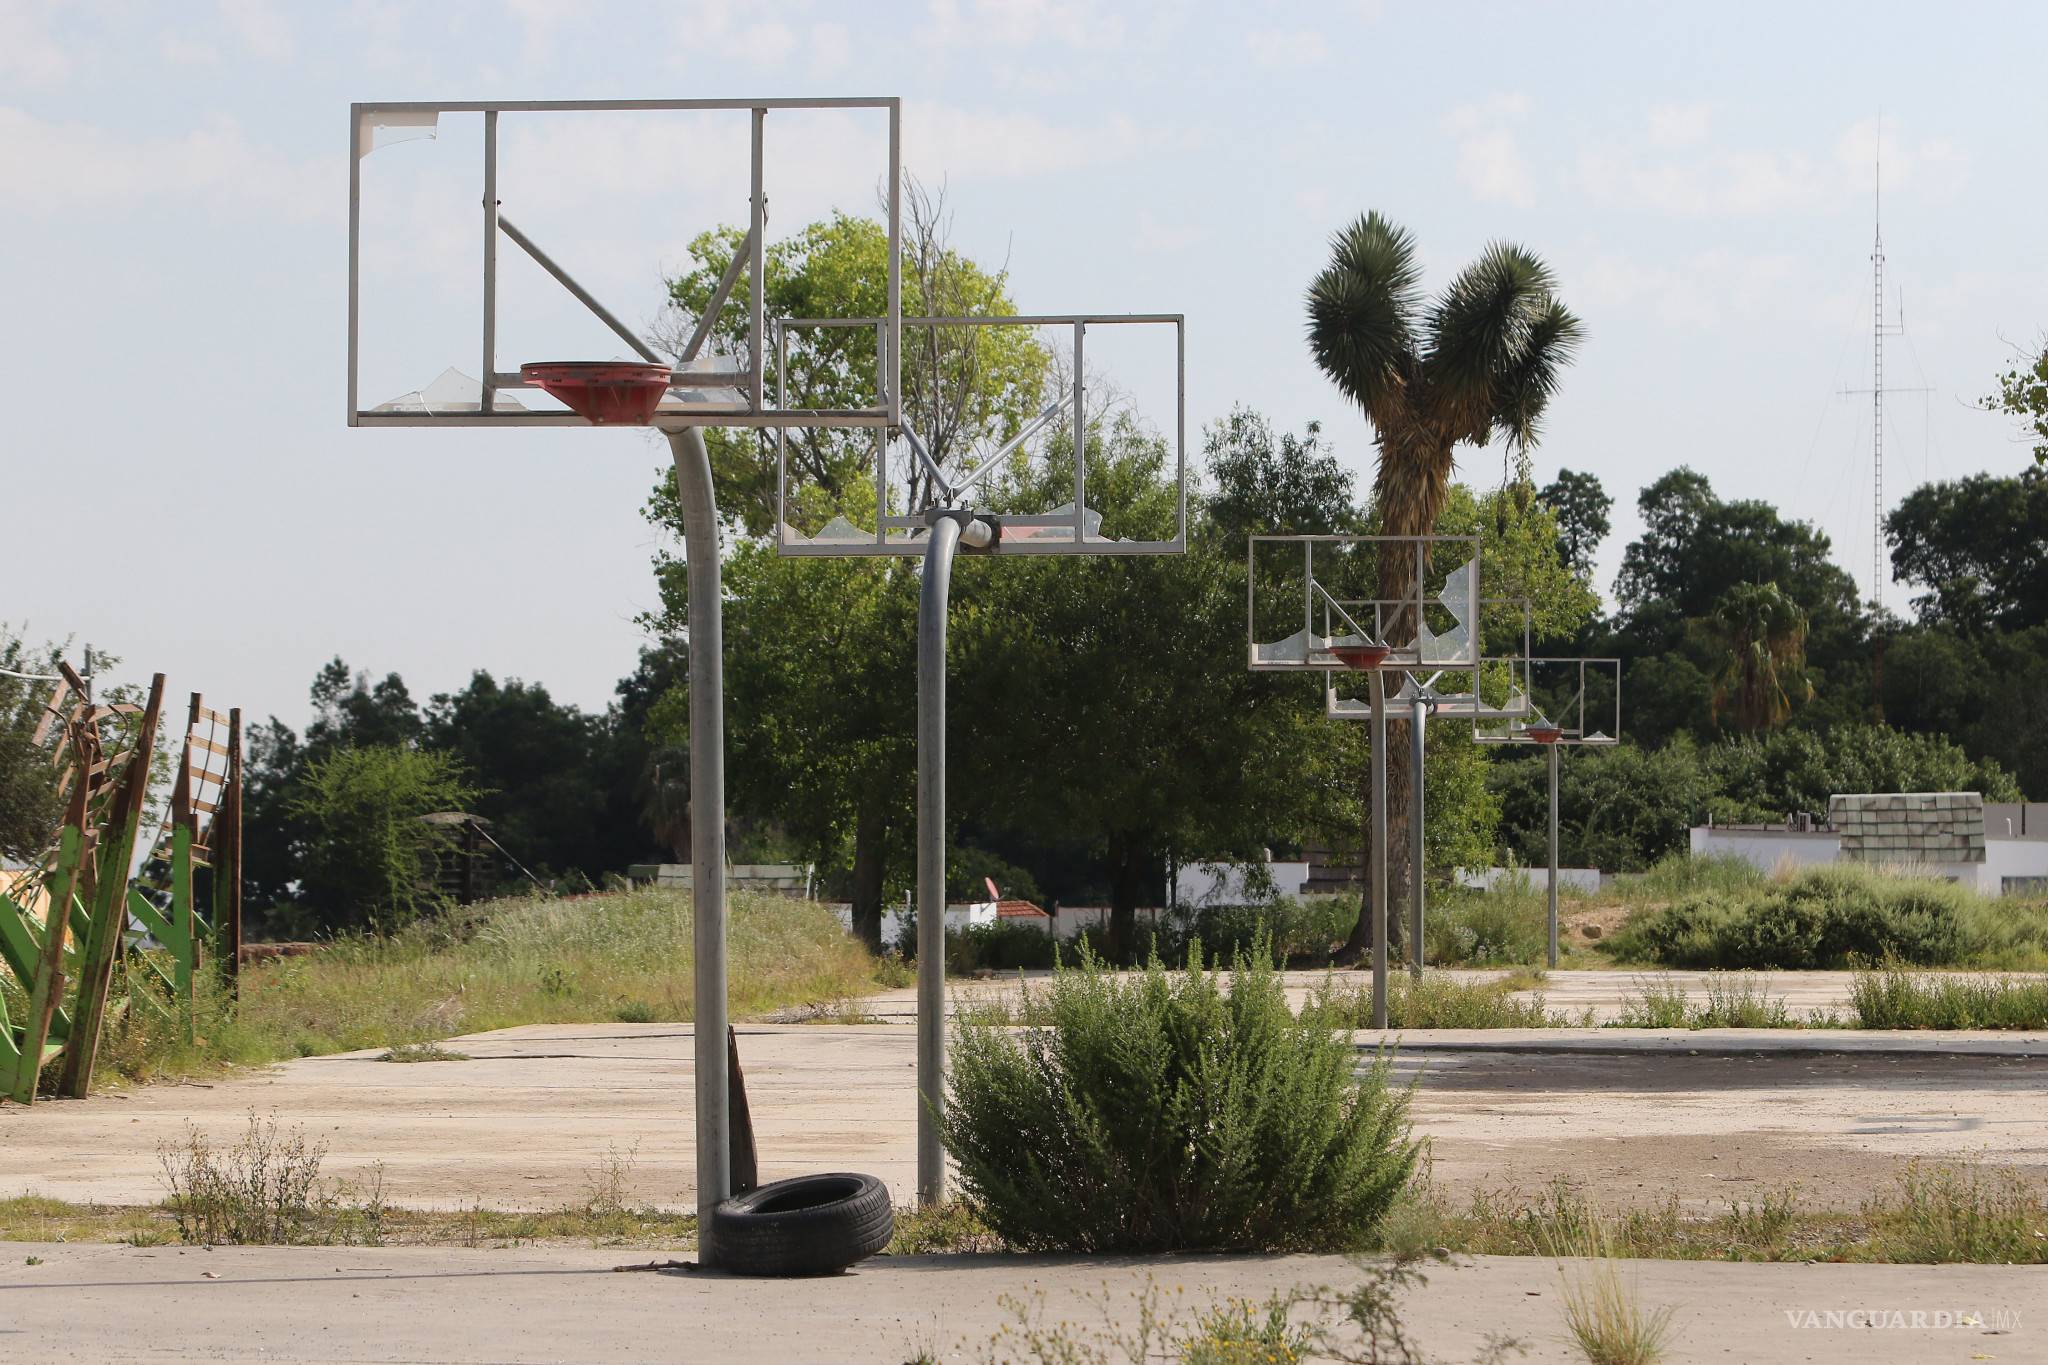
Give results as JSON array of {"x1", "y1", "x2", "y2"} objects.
[
  {"x1": 0, "y1": 1242, "x2": 2037, "y2": 1364},
  {"x1": 2, "y1": 1020, "x2": 2043, "y2": 1215}
]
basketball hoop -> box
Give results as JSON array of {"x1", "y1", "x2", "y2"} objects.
[
  {"x1": 1524, "y1": 722, "x2": 1564, "y2": 745},
  {"x1": 519, "y1": 362, "x2": 672, "y2": 425},
  {"x1": 1327, "y1": 642, "x2": 1393, "y2": 671}
]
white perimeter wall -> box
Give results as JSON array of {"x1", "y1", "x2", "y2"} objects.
[
  {"x1": 1458, "y1": 866, "x2": 1602, "y2": 894},
  {"x1": 1690, "y1": 827, "x2": 1841, "y2": 872},
  {"x1": 1173, "y1": 861, "x2": 1311, "y2": 908}
]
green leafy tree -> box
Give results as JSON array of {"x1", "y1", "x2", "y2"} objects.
[
  {"x1": 1698, "y1": 581, "x2": 1814, "y2": 732},
  {"x1": 289, "y1": 745, "x2": 476, "y2": 933},
  {"x1": 952, "y1": 418, "x2": 1343, "y2": 954},
  {"x1": 422, "y1": 672, "x2": 620, "y2": 884},
  {"x1": 1538, "y1": 468, "x2": 1613, "y2": 583},
  {"x1": 657, "y1": 186, "x2": 1046, "y2": 537},
  {"x1": 1612, "y1": 469, "x2": 1869, "y2": 743},
  {"x1": 1885, "y1": 468, "x2": 2048, "y2": 634},
  {"x1": 1305, "y1": 212, "x2": 1582, "y2": 962},
  {"x1": 1202, "y1": 406, "x2": 1360, "y2": 541},
  {"x1": 1983, "y1": 338, "x2": 2048, "y2": 467},
  {"x1": 645, "y1": 203, "x2": 1046, "y2": 948},
  {"x1": 0, "y1": 629, "x2": 64, "y2": 862}
]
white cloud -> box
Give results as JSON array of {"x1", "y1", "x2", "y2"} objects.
[
  {"x1": 1574, "y1": 246, "x2": 1854, "y2": 331},
  {"x1": 1578, "y1": 114, "x2": 1967, "y2": 217},
  {"x1": 160, "y1": 34, "x2": 221, "y2": 65},
  {"x1": 810, "y1": 21, "x2": 852, "y2": 76},
  {"x1": 906, "y1": 103, "x2": 1175, "y2": 180},
  {"x1": 1135, "y1": 210, "x2": 1200, "y2": 254},
  {"x1": 0, "y1": 0, "x2": 71, "y2": 87},
  {"x1": 218, "y1": 0, "x2": 293, "y2": 60},
  {"x1": 0, "y1": 107, "x2": 329, "y2": 221},
  {"x1": 921, "y1": 0, "x2": 1126, "y2": 53},
  {"x1": 1247, "y1": 27, "x2": 1326, "y2": 68},
  {"x1": 1444, "y1": 94, "x2": 1535, "y2": 208},
  {"x1": 1647, "y1": 102, "x2": 1712, "y2": 148}
]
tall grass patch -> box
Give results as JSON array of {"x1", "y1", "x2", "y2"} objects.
[
  {"x1": 1850, "y1": 964, "x2": 2048, "y2": 1030},
  {"x1": 99, "y1": 888, "x2": 887, "y2": 1083},
  {"x1": 941, "y1": 941, "x2": 1417, "y2": 1253}
]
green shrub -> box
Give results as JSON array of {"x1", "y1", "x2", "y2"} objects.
[
  {"x1": 1423, "y1": 889, "x2": 1548, "y2": 965},
  {"x1": 943, "y1": 921, "x2": 1059, "y2": 973},
  {"x1": 941, "y1": 941, "x2": 1417, "y2": 1253},
  {"x1": 1605, "y1": 865, "x2": 2035, "y2": 970},
  {"x1": 1613, "y1": 973, "x2": 1799, "y2": 1029},
  {"x1": 1172, "y1": 896, "x2": 1355, "y2": 963}
]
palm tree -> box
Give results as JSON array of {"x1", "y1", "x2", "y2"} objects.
[
  {"x1": 1701, "y1": 581, "x2": 1813, "y2": 732},
  {"x1": 1306, "y1": 213, "x2": 1582, "y2": 963}
]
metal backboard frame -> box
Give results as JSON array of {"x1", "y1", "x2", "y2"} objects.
[
  {"x1": 773, "y1": 314, "x2": 1186, "y2": 557},
  {"x1": 1247, "y1": 534, "x2": 1482, "y2": 673},
  {"x1": 1472, "y1": 656, "x2": 1621, "y2": 746},
  {"x1": 346, "y1": 97, "x2": 901, "y2": 431},
  {"x1": 1326, "y1": 597, "x2": 1533, "y2": 721}
]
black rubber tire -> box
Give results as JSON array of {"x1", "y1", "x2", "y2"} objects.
[{"x1": 708, "y1": 1172, "x2": 894, "y2": 1276}]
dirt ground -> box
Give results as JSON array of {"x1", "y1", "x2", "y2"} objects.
[{"x1": 2, "y1": 1004, "x2": 2042, "y2": 1216}]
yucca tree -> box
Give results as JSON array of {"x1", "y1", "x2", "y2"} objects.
[
  {"x1": 1702, "y1": 581, "x2": 1814, "y2": 732},
  {"x1": 1307, "y1": 213, "x2": 1582, "y2": 963}
]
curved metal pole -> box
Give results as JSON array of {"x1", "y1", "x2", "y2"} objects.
[
  {"x1": 1369, "y1": 669, "x2": 1388, "y2": 1029},
  {"x1": 916, "y1": 513, "x2": 969, "y2": 1206},
  {"x1": 1410, "y1": 694, "x2": 1426, "y2": 978},
  {"x1": 1547, "y1": 742, "x2": 1561, "y2": 970},
  {"x1": 667, "y1": 427, "x2": 729, "y2": 1261}
]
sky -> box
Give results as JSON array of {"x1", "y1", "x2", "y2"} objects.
[{"x1": 5, "y1": 0, "x2": 2045, "y2": 730}]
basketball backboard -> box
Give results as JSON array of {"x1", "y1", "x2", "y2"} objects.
[
  {"x1": 772, "y1": 313, "x2": 1185, "y2": 556},
  {"x1": 1247, "y1": 534, "x2": 1482, "y2": 674},
  {"x1": 346, "y1": 98, "x2": 901, "y2": 430},
  {"x1": 1325, "y1": 597, "x2": 1534, "y2": 721},
  {"x1": 1472, "y1": 656, "x2": 1621, "y2": 746}
]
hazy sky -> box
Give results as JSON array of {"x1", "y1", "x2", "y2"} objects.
[{"x1": 6, "y1": 1, "x2": 2044, "y2": 729}]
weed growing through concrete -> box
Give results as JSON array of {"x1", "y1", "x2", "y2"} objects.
[
  {"x1": 378, "y1": 1041, "x2": 470, "y2": 1062},
  {"x1": 978, "y1": 1262, "x2": 1523, "y2": 1365},
  {"x1": 1306, "y1": 971, "x2": 1590, "y2": 1029},
  {"x1": 1541, "y1": 1214, "x2": 1676, "y2": 1365},
  {"x1": 1850, "y1": 963, "x2": 2048, "y2": 1029},
  {"x1": 1611, "y1": 973, "x2": 1802, "y2": 1029},
  {"x1": 156, "y1": 1112, "x2": 388, "y2": 1247}
]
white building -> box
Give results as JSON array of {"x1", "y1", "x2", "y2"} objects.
[{"x1": 1690, "y1": 796, "x2": 2048, "y2": 896}]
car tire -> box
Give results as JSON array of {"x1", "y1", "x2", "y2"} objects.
[{"x1": 708, "y1": 1172, "x2": 894, "y2": 1276}]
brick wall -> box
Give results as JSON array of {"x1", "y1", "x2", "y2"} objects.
[{"x1": 1826, "y1": 792, "x2": 1986, "y2": 865}]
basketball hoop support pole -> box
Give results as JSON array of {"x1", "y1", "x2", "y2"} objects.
[
  {"x1": 916, "y1": 509, "x2": 992, "y2": 1206},
  {"x1": 1546, "y1": 742, "x2": 1560, "y2": 969},
  {"x1": 1409, "y1": 693, "x2": 1426, "y2": 978},
  {"x1": 667, "y1": 427, "x2": 730, "y2": 1262},
  {"x1": 1369, "y1": 671, "x2": 1388, "y2": 1029}
]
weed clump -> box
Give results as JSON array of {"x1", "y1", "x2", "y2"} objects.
[{"x1": 941, "y1": 939, "x2": 1416, "y2": 1253}]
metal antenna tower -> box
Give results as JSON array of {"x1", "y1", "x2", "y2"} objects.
[{"x1": 1841, "y1": 133, "x2": 1925, "y2": 611}]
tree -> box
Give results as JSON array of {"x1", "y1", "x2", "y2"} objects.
[
  {"x1": 953, "y1": 416, "x2": 1342, "y2": 954},
  {"x1": 657, "y1": 183, "x2": 1047, "y2": 538},
  {"x1": 0, "y1": 629, "x2": 63, "y2": 863},
  {"x1": 1885, "y1": 468, "x2": 2048, "y2": 634},
  {"x1": 1698, "y1": 581, "x2": 1813, "y2": 733},
  {"x1": 422, "y1": 672, "x2": 620, "y2": 884},
  {"x1": 1305, "y1": 212, "x2": 1582, "y2": 963},
  {"x1": 1983, "y1": 338, "x2": 2048, "y2": 468},
  {"x1": 645, "y1": 200, "x2": 1047, "y2": 948},
  {"x1": 1538, "y1": 468, "x2": 1612, "y2": 583},
  {"x1": 1202, "y1": 407, "x2": 1359, "y2": 542},
  {"x1": 289, "y1": 745, "x2": 476, "y2": 933},
  {"x1": 1610, "y1": 469, "x2": 1869, "y2": 744}
]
